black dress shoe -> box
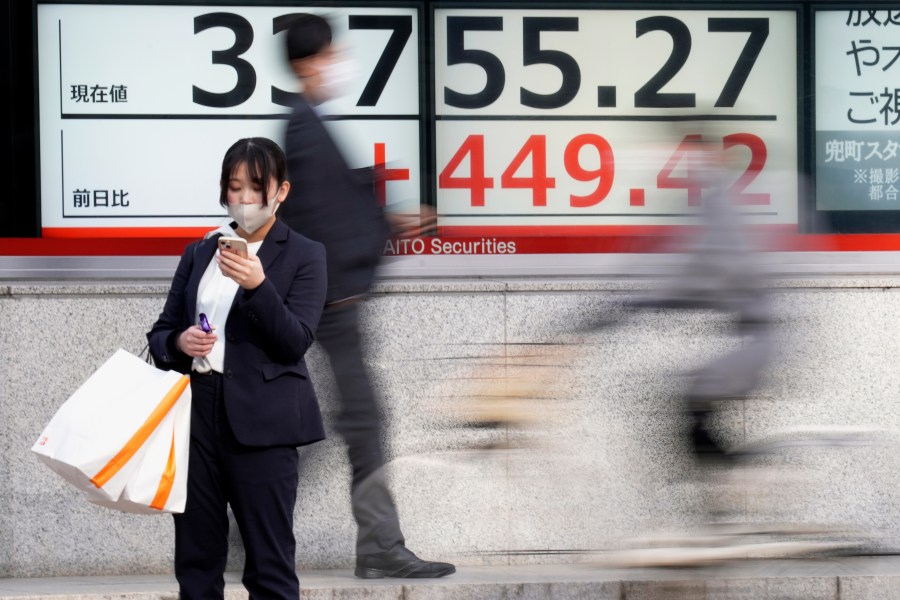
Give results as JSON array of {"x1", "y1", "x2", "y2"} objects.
[{"x1": 355, "y1": 545, "x2": 456, "y2": 579}]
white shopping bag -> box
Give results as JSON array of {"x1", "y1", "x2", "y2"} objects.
[
  {"x1": 32, "y1": 348, "x2": 192, "y2": 514},
  {"x1": 88, "y1": 386, "x2": 192, "y2": 514}
]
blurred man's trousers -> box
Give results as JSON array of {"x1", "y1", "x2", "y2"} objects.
[{"x1": 316, "y1": 302, "x2": 406, "y2": 555}]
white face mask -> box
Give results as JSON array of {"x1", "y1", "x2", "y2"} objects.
[
  {"x1": 228, "y1": 200, "x2": 279, "y2": 234},
  {"x1": 318, "y1": 57, "x2": 357, "y2": 102}
]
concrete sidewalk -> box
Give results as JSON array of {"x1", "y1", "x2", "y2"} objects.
[{"x1": 2, "y1": 558, "x2": 900, "y2": 599}]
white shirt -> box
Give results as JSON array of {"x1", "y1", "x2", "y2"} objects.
[{"x1": 193, "y1": 235, "x2": 264, "y2": 373}]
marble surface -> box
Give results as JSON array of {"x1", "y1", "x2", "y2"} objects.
[
  {"x1": 3, "y1": 278, "x2": 900, "y2": 578},
  {"x1": 4, "y1": 559, "x2": 900, "y2": 599}
]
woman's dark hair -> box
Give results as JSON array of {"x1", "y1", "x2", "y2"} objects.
[
  {"x1": 285, "y1": 13, "x2": 332, "y2": 61},
  {"x1": 219, "y1": 137, "x2": 287, "y2": 207}
]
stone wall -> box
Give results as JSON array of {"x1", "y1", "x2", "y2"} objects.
[{"x1": 2, "y1": 277, "x2": 900, "y2": 578}]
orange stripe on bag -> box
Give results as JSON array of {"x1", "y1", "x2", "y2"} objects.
[
  {"x1": 150, "y1": 430, "x2": 177, "y2": 510},
  {"x1": 90, "y1": 375, "x2": 190, "y2": 489}
]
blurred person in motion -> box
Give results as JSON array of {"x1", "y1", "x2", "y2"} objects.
[
  {"x1": 148, "y1": 137, "x2": 327, "y2": 599},
  {"x1": 594, "y1": 129, "x2": 887, "y2": 569},
  {"x1": 278, "y1": 13, "x2": 454, "y2": 579},
  {"x1": 603, "y1": 131, "x2": 782, "y2": 566},
  {"x1": 638, "y1": 133, "x2": 774, "y2": 471}
]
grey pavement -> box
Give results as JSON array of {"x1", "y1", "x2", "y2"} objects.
[{"x1": 3, "y1": 558, "x2": 900, "y2": 599}]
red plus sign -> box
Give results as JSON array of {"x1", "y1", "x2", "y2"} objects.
[{"x1": 373, "y1": 143, "x2": 410, "y2": 207}]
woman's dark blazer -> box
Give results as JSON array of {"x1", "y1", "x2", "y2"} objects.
[{"x1": 147, "y1": 218, "x2": 328, "y2": 448}]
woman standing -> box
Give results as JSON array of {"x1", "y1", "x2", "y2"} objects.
[{"x1": 148, "y1": 137, "x2": 327, "y2": 599}]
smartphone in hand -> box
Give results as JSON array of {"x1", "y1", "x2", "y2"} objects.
[{"x1": 218, "y1": 236, "x2": 248, "y2": 258}]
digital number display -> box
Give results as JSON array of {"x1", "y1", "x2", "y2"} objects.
[
  {"x1": 32, "y1": 2, "x2": 804, "y2": 257},
  {"x1": 433, "y1": 8, "x2": 798, "y2": 235},
  {"x1": 36, "y1": 4, "x2": 422, "y2": 232}
]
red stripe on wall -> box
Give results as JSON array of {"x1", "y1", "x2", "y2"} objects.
[{"x1": 3, "y1": 228, "x2": 900, "y2": 256}]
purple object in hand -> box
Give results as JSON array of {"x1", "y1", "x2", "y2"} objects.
[{"x1": 199, "y1": 313, "x2": 212, "y2": 334}]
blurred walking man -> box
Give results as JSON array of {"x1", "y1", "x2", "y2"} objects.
[{"x1": 279, "y1": 13, "x2": 455, "y2": 580}]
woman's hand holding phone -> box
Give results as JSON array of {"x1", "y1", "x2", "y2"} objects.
[{"x1": 218, "y1": 245, "x2": 265, "y2": 290}]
